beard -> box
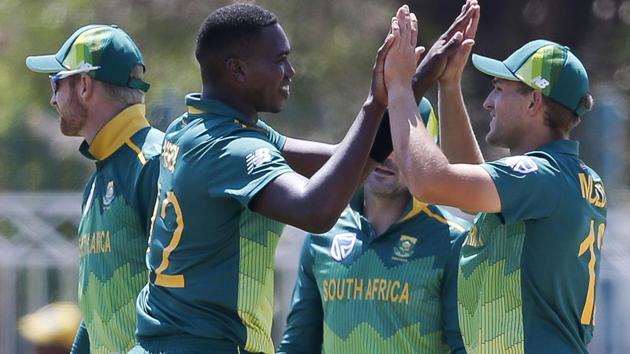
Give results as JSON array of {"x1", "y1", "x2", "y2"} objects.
[{"x1": 58, "y1": 86, "x2": 88, "y2": 137}]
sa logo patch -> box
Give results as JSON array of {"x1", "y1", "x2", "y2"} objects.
[
  {"x1": 503, "y1": 156, "x2": 538, "y2": 174},
  {"x1": 103, "y1": 180, "x2": 115, "y2": 209},
  {"x1": 393, "y1": 235, "x2": 417, "y2": 259},
  {"x1": 330, "y1": 233, "x2": 356, "y2": 261}
]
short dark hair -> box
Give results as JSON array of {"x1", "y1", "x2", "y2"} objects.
[
  {"x1": 196, "y1": 3, "x2": 278, "y2": 82},
  {"x1": 516, "y1": 83, "x2": 581, "y2": 134}
]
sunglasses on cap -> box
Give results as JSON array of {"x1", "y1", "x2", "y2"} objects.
[{"x1": 49, "y1": 64, "x2": 101, "y2": 93}]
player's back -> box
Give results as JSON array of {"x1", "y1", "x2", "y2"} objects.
[
  {"x1": 458, "y1": 140, "x2": 607, "y2": 354},
  {"x1": 136, "y1": 94, "x2": 292, "y2": 354}
]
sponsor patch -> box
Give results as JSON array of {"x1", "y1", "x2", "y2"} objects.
[
  {"x1": 531, "y1": 76, "x2": 550, "y2": 89},
  {"x1": 504, "y1": 156, "x2": 539, "y2": 174},
  {"x1": 330, "y1": 233, "x2": 356, "y2": 261},
  {"x1": 246, "y1": 148, "x2": 272, "y2": 174}
]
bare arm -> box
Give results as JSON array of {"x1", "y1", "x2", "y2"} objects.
[
  {"x1": 250, "y1": 34, "x2": 394, "y2": 233},
  {"x1": 437, "y1": 0, "x2": 483, "y2": 164},
  {"x1": 384, "y1": 5, "x2": 500, "y2": 214},
  {"x1": 410, "y1": 0, "x2": 483, "y2": 164}
]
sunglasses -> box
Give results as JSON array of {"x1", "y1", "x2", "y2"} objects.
[{"x1": 49, "y1": 65, "x2": 101, "y2": 93}]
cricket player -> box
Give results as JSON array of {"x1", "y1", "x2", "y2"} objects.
[
  {"x1": 26, "y1": 25, "x2": 164, "y2": 353},
  {"x1": 131, "y1": 4, "x2": 395, "y2": 354},
  {"x1": 277, "y1": 99, "x2": 469, "y2": 354},
  {"x1": 384, "y1": 6, "x2": 606, "y2": 354}
]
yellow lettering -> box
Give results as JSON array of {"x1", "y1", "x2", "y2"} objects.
[
  {"x1": 354, "y1": 278, "x2": 363, "y2": 300},
  {"x1": 103, "y1": 232, "x2": 111, "y2": 253},
  {"x1": 345, "y1": 278, "x2": 353, "y2": 299},
  {"x1": 390, "y1": 281, "x2": 400, "y2": 302},
  {"x1": 378, "y1": 279, "x2": 387, "y2": 300},
  {"x1": 322, "y1": 280, "x2": 328, "y2": 302},
  {"x1": 365, "y1": 279, "x2": 374, "y2": 300},
  {"x1": 579, "y1": 173, "x2": 590, "y2": 199},
  {"x1": 336, "y1": 278, "x2": 345, "y2": 300},
  {"x1": 329, "y1": 279, "x2": 337, "y2": 301},
  {"x1": 399, "y1": 282, "x2": 409, "y2": 304}
]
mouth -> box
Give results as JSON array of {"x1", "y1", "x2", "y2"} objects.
[{"x1": 374, "y1": 165, "x2": 396, "y2": 177}]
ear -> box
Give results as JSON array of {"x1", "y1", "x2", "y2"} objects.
[
  {"x1": 226, "y1": 57, "x2": 247, "y2": 83},
  {"x1": 76, "y1": 74, "x2": 95, "y2": 103},
  {"x1": 528, "y1": 90, "x2": 545, "y2": 116}
]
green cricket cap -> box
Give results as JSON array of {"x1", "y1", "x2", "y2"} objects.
[
  {"x1": 472, "y1": 39, "x2": 590, "y2": 115},
  {"x1": 26, "y1": 24, "x2": 150, "y2": 92}
]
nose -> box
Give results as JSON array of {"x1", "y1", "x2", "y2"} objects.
[
  {"x1": 50, "y1": 92, "x2": 57, "y2": 107},
  {"x1": 285, "y1": 60, "x2": 295, "y2": 80},
  {"x1": 483, "y1": 91, "x2": 494, "y2": 112}
]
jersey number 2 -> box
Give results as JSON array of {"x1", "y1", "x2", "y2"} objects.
[
  {"x1": 578, "y1": 219, "x2": 605, "y2": 325},
  {"x1": 148, "y1": 190, "x2": 185, "y2": 288}
]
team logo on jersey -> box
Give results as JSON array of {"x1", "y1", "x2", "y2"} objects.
[
  {"x1": 103, "y1": 180, "x2": 115, "y2": 209},
  {"x1": 330, "y1": 233, "x2": 356, "y2": 261},
  {"x1": 504, "y1": 156, "x2": 538, "y2": 174},
  {"x1": 246, "y1": 148, "x2": 272, "y2": 174},
  {"x1": 393, "y1": 235, "x2": 417, "y2": 259}
]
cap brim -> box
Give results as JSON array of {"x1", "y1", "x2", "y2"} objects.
[
  {"x1": 472, "y1": 54, "x2": 519, "y2": 81},
  {"x1": 25, "y1": 54, "x2": 66, "y2": 73}
]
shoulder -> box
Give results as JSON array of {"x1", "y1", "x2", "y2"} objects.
[
  {"x1": 482, "y1": 152, "x2": 561, "y2": 184},
  {"x1": 422, "y1": 204, "x2": 470, "y2": 238}
]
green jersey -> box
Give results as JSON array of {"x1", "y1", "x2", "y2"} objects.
[
  {"x1": 458, "y1": 140, "x2": 607, "y2": 354},
  {"x1": 135, "y1": 94, "x2": 292, "y2": 354},
  {"x1": 76, "y1": 104, "x2": 163, "y2": 353},
  {"x1": 278, "y1": 192, "x2": 469, "y2": 354}
]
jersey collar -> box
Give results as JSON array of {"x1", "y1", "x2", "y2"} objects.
[
  {"x1": 351, "y1": 189, "x2": 422, "y2": 225},
  {"x1": 535, "y1": 139, "x2": 579, "y2": 156},
  {"x1": 79, "y1": 104, "x2": 150, "y2": 160},
  {"x1": 184, "y1": 93, "x2": 258, "y2": 127}
]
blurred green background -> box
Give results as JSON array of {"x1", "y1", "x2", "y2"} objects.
[
  {"x1": 1, "y1": 0, "x2": 629, "y2": 353},
  {"x1": 0, "y1": 0, "x2": 628, "y2": 191}
]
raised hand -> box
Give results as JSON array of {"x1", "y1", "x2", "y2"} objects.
[
  {"x1": 412, "y1": 0, "x2": 479, "y2": 96},
  {"x1": 370, "y1": 29, "x2": 396, "y2": 107},
  {"x1": 439, "y1": 0, "x2": 480, "y2": 86},
  {"x1": 384, "y1": 5, "x2": 423, "y2": 90}
]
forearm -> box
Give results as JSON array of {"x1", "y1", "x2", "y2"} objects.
[
  {"x1": 388, "y1": 85, "x2": 451, "y2": 201},
  {"x1": 438, "y1": 83, "x2": 483, "y2": 164},
  {"x1": 412, "y1": 74, "x2": 433, "y2": 104},
  {"x1": 303, "y1": 99, "x2": 384, "y2": 221},
  {"x1": 282, "y1": 138, "x2": 338, "y2": 178}
]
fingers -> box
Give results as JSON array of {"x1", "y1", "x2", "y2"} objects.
[
  {"x1": 447, "y1": 0, "x2": 478, "y2": 37},
  {"x1": 410, "y1": 12, "x2": 419, "y2": 48},
  {"x1": 464, "y1": 3, "x2": 480, "y2": 40},
  {"x1": 415, "y1": 46, "x2": 426, "y2": 63},
  {"x1": 442, "y1": 31, "x2": 464, "y2": 56}
]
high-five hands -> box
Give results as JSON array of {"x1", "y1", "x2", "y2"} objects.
[
  {"x1": 384, "y1": 5, "x2": 424, "y2": 91},
  {"x1": 412, "y1": 0, "x2": 480, "y2": 94}
]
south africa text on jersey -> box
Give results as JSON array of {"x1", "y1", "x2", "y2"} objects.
[
  {"x1": 322, "y1": 278, "x2": 410, "y2": 304},
  {"x1": 79, "y1": 231, "x2": 112, "y2": 256}
]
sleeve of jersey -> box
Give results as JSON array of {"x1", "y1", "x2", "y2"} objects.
[
  {"x1": 70, "y1": 320, "x2": 90, "y2": 354},
  {"x1": 210, "y1": 136, "x2": 293, "y2": 208},
  {"x1": 277, "y1": 235, "x2": 323, "y2": 354},
  {"x1": 135, "y1": 155, "x2": 161, "y2": 233},
  {"x1": 481, "y1": 154, "x2": 560, "y2": 224},
  {"x1": 442, "y1": 229, "x2": 467, "y2": 354},
  {"x1": 256, "y1": 119, "x2": 287, "y2": 151}
]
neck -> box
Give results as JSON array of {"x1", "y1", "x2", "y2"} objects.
[
  {"x1": 83, "y1": 99, "x2": 128, "y2": 144},
  {"x1": 201, "y1": 84, "x2": 258, "y2": 121},
  {"x1": 364, "y1": 190, "x2": 410, "y2": 235},
  {"x1": 510, "y1": 126, "x2": 567, "y2": 156}
]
